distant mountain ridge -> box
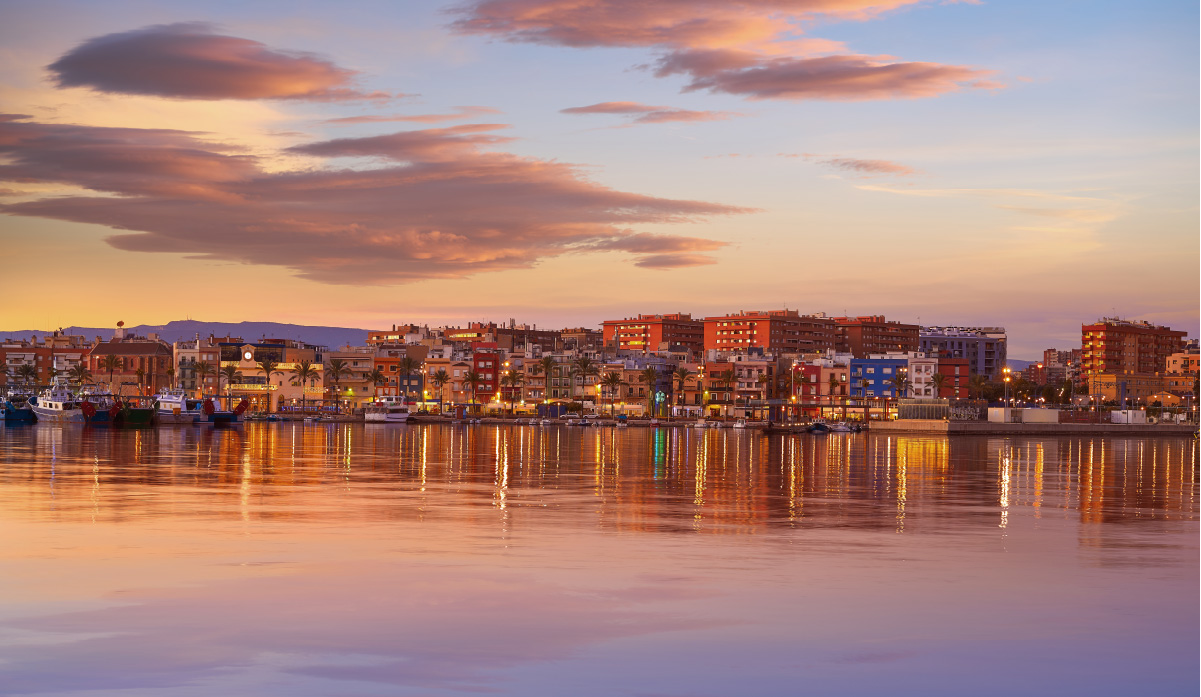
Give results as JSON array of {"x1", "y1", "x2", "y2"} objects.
[{"x1": 2, "y1": 320, "x2": 371, "y2": 349}]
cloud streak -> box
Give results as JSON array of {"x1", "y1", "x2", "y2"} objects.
[
  {"x1": 48, "y1": 23, "x2": 392, "y2": 102},
  {"x1": 454, "y1": 1, "x2": 997, "y2": 101},
  {"x1": 324, "y1": 106, "x2": 502, "y2": 126},
  {"x1": 0, "y1": 116, "x2": 743, "y2": 283},
  {"x1": 814, "y1": 156, "x2": 916, "y2": 176},
  {"x1": 560, "y1": 101, "x2": 738, "y2": 125}
]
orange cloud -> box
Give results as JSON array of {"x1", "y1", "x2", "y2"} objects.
[
  {"x1": 819, "y1": 157, "x2": 916, "y2": 176},
  {"x1": 0, "y1": 116, "x2": 743, "y2": 284},
  {"x1": 453, "y1": 1, "x2": 998, "y2": 101},
  {"x1": 48, "y1": 23, "x2": 392, "y2": 102},
  {"x1": 560, "y1": 101, "x2": 738, "y2": 124}
]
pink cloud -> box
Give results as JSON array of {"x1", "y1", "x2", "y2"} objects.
[
  {"x1": 819, "y1": 157, "x2": 916, "y2": 176},
  {"x1": 453, "y1": 1, "x2": 999, "y2": 102},
  {"x1": 560, "y1": 101, "x2": 738, "y2": 124},
  {"x1": 324, "y1": 106, "x2": 502, "y2": 126},
  {"x1": 48, "y1": 23, "x2": 392, "y2": 102},
  {"x1": 655, "y1": 49, "x2": 993, "y2": 100},
  {"x1": 0, "y1": 116, "x2": 743, "y2": 284}
]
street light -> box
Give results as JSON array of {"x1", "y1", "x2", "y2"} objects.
[{"x1": 1003, "y1": 366, "x2": 1012, "y2": 407}]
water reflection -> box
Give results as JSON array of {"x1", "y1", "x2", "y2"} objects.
[
  {"x1": 0, "y1": 425, "x2": 1196, "y2": 697},
  {"x1": 3, "y1": 425, "x2": 1195, "y2": 531}
]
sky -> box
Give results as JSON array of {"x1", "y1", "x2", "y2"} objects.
[{"x1": 0, "y1": 0, "x2": 1196, "y2": 358}]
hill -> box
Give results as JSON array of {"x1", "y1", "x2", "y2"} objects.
[{"x1": 2, "y1": 320, "x2": 372, "y2": 349}]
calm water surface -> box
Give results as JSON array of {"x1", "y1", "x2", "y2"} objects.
[{"x1": 0, "y1": 424, "x2": 1196, "y2": 696}]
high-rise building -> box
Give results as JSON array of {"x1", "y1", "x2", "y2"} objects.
[
  {"x1": 835, "y1": 316, "x2": 919, "y2": 358},
  {"x1": 1081, "y1": 318, "x2": 1186, "y2": 379},
  {"x1": 703, "y1": 310, "x2": 835, "y2": 353},
  {"x1": 602, "y1": 313, "x2": 704, "y2": 354},
  {"x1": 919, "y1": 326, "x2": 1007, "y2": 378}
]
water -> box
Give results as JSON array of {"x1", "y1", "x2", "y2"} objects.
[{"x1": 0, "y1": 424, "x2": 1196, "y2": 696}]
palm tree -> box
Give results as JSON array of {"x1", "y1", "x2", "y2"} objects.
[
  {"x1": 397, "y1": 356, "x2": 419, "y2": 401},
  {"x1": 464, "y1": 370, "x2": 485, "y2": 415},
  {"x1": 968, "y1": 374, "x2": 989, "y2": 400},
  {"x1": 571, "y1": 356, "x2": 599, "y2": 401},
  {"x1": 325, "y1": 358, "x2": 351, "y2": 408},
  {"x1": 219, "y1": 364, "x2": 240, "y2": 395},
  {"x1": 100, "y1": 354, "x2": 121, "y2": 390},
  {"x1": 672, "y1": 366, "x2": 692, "y2": 409},
  {"x1": 165, "y1": 366, "x2": 176, "y2": 390},
  {"x1": 68, "y1": 363, "x2": 93, "y2": 388},
  {"x1": 257, "y1": 358, "x2": 283, "y2": 413},
  {"x1": 711, "y1": 369, "x2": 734, "y2": 419},
  {"x1": 0, "y1": 364, "x2": 9, "y2": 388},
  {"x1": 47, "y1": 367, "x2": 61, "y2": 387},
  {"x1": 135, "y1": 367, "x2": 146, "y2": 395},
  {"x1": 430, "y1": 369, "x2": 450, "y2": 413},
  {"x1": 194, "y1": 360, "x2": 214, "y2": 396},
  {"x1": 500, "y1": 369, "x2": 524, "y2": 415},
  {"x1": 534, "y1": 356, "x2": 557, "y2": 400},
  {"x1": 16, "y1": 364, "x2": 38, "y2": 388},
  {"x1": 365, "y1": 367, "x2": 387, "y2": 402},
  {"x1": 930, "y1": 372, "x2": 949, "y2": 399},
  {"x1": 291, "y1": 359, "x2": 319, "y2": 413},
  {"x1": 638, "y1": 366, "x2": 659, "y2": 417},
  {"x1": 601, "y1": 371, "x2": 625, "y2": 416},
  {"x1": 890, "y1": 370, "x2": 910, "y2": 398}
]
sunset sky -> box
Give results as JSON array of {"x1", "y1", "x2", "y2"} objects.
[{"x1": 1, "y1": 0, "x2": 1196, "y2": 357}]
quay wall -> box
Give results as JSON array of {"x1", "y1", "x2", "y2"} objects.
[{"x1": 869, "y1": 420, "x2": 1198, "y2": 437}]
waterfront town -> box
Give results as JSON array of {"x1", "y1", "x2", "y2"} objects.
[{"x1": 2, "y1": 311, "x2": 1196, "y2": 424}]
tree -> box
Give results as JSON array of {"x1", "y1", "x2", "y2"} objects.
[
  {"x1": 571, "y1": 356, "x2": 599, "y2": 401},
  {"x1": 291, "y1": 360, "x2": 319, "y2": 413},
  {"x1": 500, "y1": 369, "x2": 524, "y2": 415},
  {"x1": 890, "y1": 370, "x2": 910, "y2": 398},
  {"x1": 638, "y1": 366, "x2": 659, "y2": 417},
  {"x1": 219, "y1": 364, "x2": 240, "y2": 396},
  {"x1": 16, "y1": 364, "x2": 38, "y2": 388},
  {"x1": 711, "y1": 369, "x2": 734, "y2": 418},
  {"x1": 193, "y1": 360, "x2": 214, "y2": 396},
  {"x1": 100, "y1": 354, "x2": 121, "y2": 390},
  {"x1": 257, "y1": 358, "x2": 283, "y2": 413},
  {"x1": 325, "y1": 358, "x2": 351, "y2": 408},
  {"x1": 672, "y1": 366, "x2": 692, "y2": 408},
  {"x1": 165, "y1": 366, "x2": 176, "y2": 390},
  {"x1": 464, "y1": 370, "x2": 485, "y2": 414},
  {"x1": 397, "y1": 356, "x2": 419, "y2": 401},
  {"x1": 135, "y1": 367, "x2": 146, "y2": 395},
  {"x1": 534, "y1": 356, "x2": 558, "y2": 401},
  {"x1": 365, "y1": 367, "x2": 387, "y2": 401},
  {"x1": 968, "y1": 374, "x2": 989, "y2": 400},
  {"x1": 930, "y1": 372, "x2": 949, "y2": 399},
  {"x1": 430, "y1": 369, "x2": 450, "y2": 413},
  {"x1": 47, "y1": 367, "x2": 61, "y2": 387},
  {"x1": 601, "y1": 371, "x2": 625, "y2": 416},
  {"x1": 68, "y1": 363, "x2": 93, "y2": 388}
]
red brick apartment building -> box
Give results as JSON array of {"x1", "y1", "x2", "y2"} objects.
[
  {"x1": 703, "y1": 310, "x2": 836, "y2": 353},
  {"x1": 833, "y1": 316, "x2": 919, "y2": 357},
  {"x1": 1081, "y1": 318, "x2": 1186, "y2": 379},
  {"x1": 602, "y1": 313, "x2": 704, "y2": 354}
]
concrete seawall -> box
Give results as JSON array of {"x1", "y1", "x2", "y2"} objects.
[{"x1": 868, "y1": 420, "x2": 1198, "y2": 436}]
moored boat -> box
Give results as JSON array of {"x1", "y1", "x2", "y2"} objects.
[
  {"x1": 157, "y1": 389, "x2": 203, "y2": 424},
  {"x1": 364, "y1": 396, "x2": 410, "y2": 423},
  {"x1": 3, "y1": 395, "x2": 37, "y2": 424},
  {"x1": 29, "y1": 385, "x2": 86, "y2": 422}
]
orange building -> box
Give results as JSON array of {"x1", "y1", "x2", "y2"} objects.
[
  {"x1": 703, "y1": 310, "x2": 835, "y2": 353},
  {"x1": 833, "y1": 316, "x2": 919, "y2": 357},
  {"x1": 602, "y1": 313, "x2": 703, "y2": 354},
  {"x1": 1081, "y1": 318, "x2": 1186, "y2": 379}
]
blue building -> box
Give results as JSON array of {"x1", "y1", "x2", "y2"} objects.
[{"x1": 849, "y1": 357, "x2": 910, "y2": 399}]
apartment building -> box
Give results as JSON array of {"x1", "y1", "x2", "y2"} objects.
[
  {"x1": 919, "y1": 326, "x2": 1007, "y2": 378},
  {"x1": 835, "y1": 316, "x2": 920, "y2": 358},
  {"x1": 703, "y1": 310, "x2": 836, "y2": 354},
  {"x1": 602, "y1": 313, "x2": 704, "y2": 354}
]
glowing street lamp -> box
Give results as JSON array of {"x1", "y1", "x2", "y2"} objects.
[{"x1": 1003, "y1": 366, "x2": 1012, "y2": 406}]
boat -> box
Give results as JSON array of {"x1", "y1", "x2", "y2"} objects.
[
  {"x1": 202, "y1": 396, "x2": 247, "y2": 426},
  {"x1": 3, "y1": 395, "x2": 37, "y2": 424},
  {"x1": 29, "y1": 384, "x2": 86, "y2": 422},
  {"x1": 78, "y1": 394, "x2": 157, "y2": 428},
  {"x1": 539, "y1": 418, "x2": 553, "y2": 426},
  {"x1": 365, "y1": 395, "x2": 410, "y2": 424},
  {"x1": 732, "y1": 418, "x2": 747, "y2": 429},
  {"x1": 828, "y1": 422, "x2": 854, "y2": 433},
  {"x1": 807, "y1": 422, "x2": 830, "y2": 434},
  {"x1": 156, "y1": 389, "x2": 203, "y2": 424},
  {"x1": 692, "y1": 419, "x2": 708, "y2": 428}
]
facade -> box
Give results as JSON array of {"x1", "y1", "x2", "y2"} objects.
[
  {"x1": 367, "y1": 325, "x2": 427, "y2": 346},
  {"x1": 217, "y1": 339, "x2": 323, "y2": 411},
  {"x1": 907, "y1": 356, "x2": 940, "y2": 399},
  {"x1": 602, "y1": 313, "x2": 704, "y2": 354},
  {"x1": 1040, "y1": 348, "x2": 1081, "y2": 386},
  {"x1": 702, "y1": 310, "x2": 835, "y2": 354},
  {"x1": 1087, "y1": 373, "x2": 1166, "y2": 403},
  {"x1": 560, "y1": 327, "x2": 603, "y2": 352},
  {"x1": 173, "y1": 335, "x2": 230, "y2": 396},
  {"x1": 326, "y1": 348, "x2": 375, "y2": 407},
  {"x1": 1, "y1": 332, "x2": 92, "y2": 389},
  {"x1": 1081, "y1": 318, "x2": 1186, "y2": 379},
  {"x1": 1164, "y1": 350, "x2": 1199, "y2": 397},
  {"x1": 848, "y1": 357, "x2": 910, "y2": 399},
  {"x1": 87, "y1": 332, "x2": 174, "y2": 396},
  {"x1": 835, "y1": 316, "x2": 919, "y2": 358},
  {"x1": 919, "y1": 326, "x2": 1007, "y2": 378},
  {"x1": 373, "y1": 345, "x2": 429, "y2": 400},
  {"x1": 935, "y1": 358, "x2": 971, "y2": 398}
]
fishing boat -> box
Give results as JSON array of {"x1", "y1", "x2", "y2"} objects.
[
  {"x1": 807, "y1": 422, "x2": 830, "y2": 434},
  {"x1": 78, "y1": 394, "x2": 157, "y2": 428},
  {"x1": 29, "y1": 384, "x2": 86, "y2": 422},
  {"x1": 202, "y1": 396, "x2": 248, "y2": 426},
  {"x1": 3, "y1": 395, "x2": 37, "y2": 424},
  {"x1": 156, "y1": 389, "x2": 203, "y2": 425},
  {"x1": 364, "y1": 395, "x2": 410, "y2": 423}
]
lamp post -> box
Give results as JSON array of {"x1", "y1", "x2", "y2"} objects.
[
  {"x1": 791, "y1": 361, "x2": 797, "y2": 422},
  {"x1": 1003, "y1": 366, "x2": 1012, "y2": 408}
]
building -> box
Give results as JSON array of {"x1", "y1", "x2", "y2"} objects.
[
  {"x1": 444, "y1": 321, "x2": 561, "y2": 353},
  {"x1": 217, "y1": 339, "x2": 323, "y2": 411},
  {"x1": 702, "y1": 310, "x2": 835, "y2": 354},
  {"x1": 373, "y1": 345, "x2": 429, "y2": 400},
  {"x1": 367, "y1": 324, "x2": 428, "y2": 346},
  {"x1": 935, "y1": 358, "x2": 971, "y2": 398},
  {"x1": 87, "y1": 329, "x2": 175, "y2": 396},
  {"x1": 835, "y1": 316, "x2": 919, "y2": 358},
  {"x1": 173, "y1": 335, "x2": 232, "y2": 396},
  {"x1": 1164, "y1": 350, "x2": 1199, "y2": 397},
  {"x1": 325, "y1": 348, "x2": 375, "y2": 408},
  {"x1": 560, "y1": 327, "x2": 603, "y2": 353},
  {"x1": 848, "y1": 356, "x2": 910, "y2": 399},
  {"x1": 1041, "y1": 348, "x2": 1081, "y2": 385},
  {"x1": 1081, "y1": 318, "x2": 1186, "y2": 379},
  {"x1": 1, "y1": 332, "x2": 92, "y2": 389},
  {"x1": 907, "y1": 355, "x2": 940, "y2": 399},
  {"x1": 919, "y1": 326, "x2": 1007, "y2": 378},
  {"x1": 602, "y1": 313, "x2": 704, "y2": 354}
]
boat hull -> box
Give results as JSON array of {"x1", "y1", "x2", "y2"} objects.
[
  {"x1": 30, "y1": 405, "x2": 86, "y2": 422},
  {"x1": 3, "y1": 409, "x2": 37, "y2": 424},
  {"x1": 365, "y1": 413, "x2": 409, "y2": 423}
]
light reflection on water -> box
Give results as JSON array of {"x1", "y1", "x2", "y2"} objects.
[{"x1": 0, "y1": 424, "x2": 1196, "y2": 697}]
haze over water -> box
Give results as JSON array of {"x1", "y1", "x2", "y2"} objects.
[{"x1": 0, "y1": 424, "x2": 1196, "y2": 696}]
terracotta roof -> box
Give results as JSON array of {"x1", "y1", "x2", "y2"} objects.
[{"x1": 87, "y1": 341, "x2": 172, "y2": 356}]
